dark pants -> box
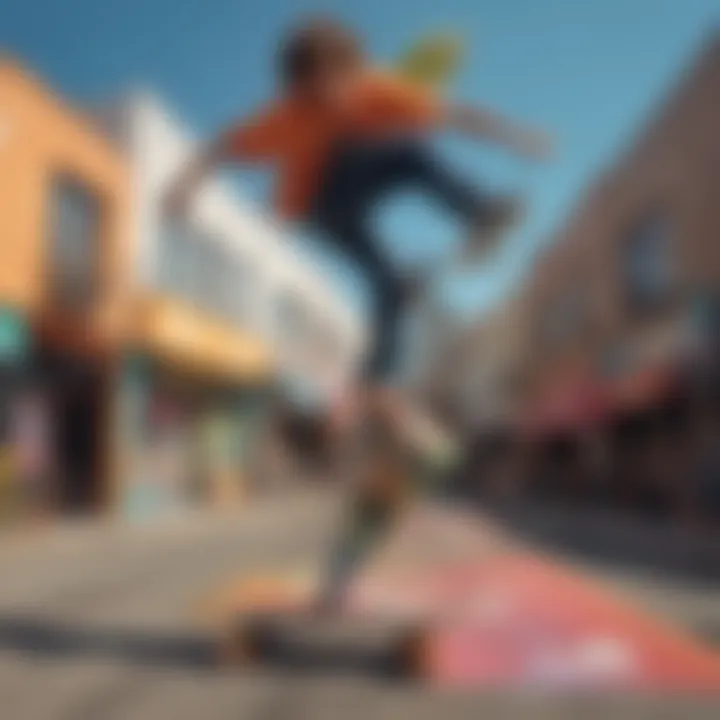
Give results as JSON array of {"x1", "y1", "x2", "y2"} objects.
[{"x1": 310, "y1": 136, "x2": 490, "y2": 381}]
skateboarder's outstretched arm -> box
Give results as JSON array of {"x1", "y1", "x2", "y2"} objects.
[
  {"x1": 444, "y1": 103, "x2": 553, "y2": 160},
  {"x1": 164, "y1": 103, "x2": 286, "y2": 217},
  {"x1": 164, "y1": 125, "x2": 257, "y2": 217},
  {"x1": 164, "y1": 93, "x2": 553, "y2": 219},
  {"x1": 163, "y1": 135, "x2": 226, "y2": 217}
]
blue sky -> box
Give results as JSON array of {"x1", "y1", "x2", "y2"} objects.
[{"x1": 2, "y1": 0, "x2": 718, "y2": 319}]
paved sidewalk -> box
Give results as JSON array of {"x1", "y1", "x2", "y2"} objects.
[{"x1": 0, "y1": 493, "x2": 718, "y2": 718}]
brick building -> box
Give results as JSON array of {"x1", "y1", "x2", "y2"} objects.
[
  {"x1": 520, "y1": 33, "x2": 720, "y2": 425},
  {"x1": 431, "y1": 293, "x2": 528, "y2": 432}
]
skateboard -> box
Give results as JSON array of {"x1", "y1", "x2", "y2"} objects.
[
  {"x1": 211, "y1": 397, "x2": 456, "y2": 679},
  {"x1": 210, "y1": 403, "x2": 443, "y2": 678},
  {"x1": 225, "y1": 606, "x2": 427, "y2": 679},
  {"x1": 216, "y1": 568, "x2": 430, "y2": 679}
]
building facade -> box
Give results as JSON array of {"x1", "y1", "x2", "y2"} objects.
[
  {"x1": 415, "y1": 35, "x2": 720, "y2": 440},
  {"x1": 520, "y1": 34, "x2": 720, "y2": 426},
  {"x1": 0, "y1": 58, "x2": 131, "y2": 519},
  {"x1": 99, "y1": 93, "x2": 365, "y2": 518},
  {"x1": 0, "y1": 59, "x2": 365, "y2": 524},
  {"x1": 415, "y1": 294, "x2": 528, "y2": 433}
]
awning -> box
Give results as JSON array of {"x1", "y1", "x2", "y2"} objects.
[
  {"x1": 132, "y1": 295, "x2": 274, "y2": 383},
  {"x1": 523, "y1": 364, "x2": 684, "y2": 439},
  {"x1": 607, "y1": 364, "x2": 680, "y2": 414},
  {"x1": 522, "y1": 379, "x2": 610, "y2": 439}
]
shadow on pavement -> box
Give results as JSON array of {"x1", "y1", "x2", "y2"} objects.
[
  {"x1": 477, "y1": 500, "x2": 720, "y2": 586},
  {"x1": 0, "y1": 613, "x2": 414, "y2": 681},
  {"x1": 0, "y1": 614, "x2": 218, "y2": 670}
]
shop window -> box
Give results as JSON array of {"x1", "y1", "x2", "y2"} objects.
[
  {"x1": 623, "y1": 212, "x2": 675, "y2": 313},
  {"x1": 47, "y1": 176, "x2": 102, "y2": 309}
]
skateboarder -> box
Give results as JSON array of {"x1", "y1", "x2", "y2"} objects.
[
  {"x1": 166, "y1": 16, "x2": 550, "y2": 383},
  {"x1": 165, "y1": 16, "x2": 552, "y2": 609}
]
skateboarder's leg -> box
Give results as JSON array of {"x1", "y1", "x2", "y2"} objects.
[
  {"x1": 336, "y1": 136, "x2": 517, "y2": 232},
  {"x1": 360, "y1": 243, "x2": 405, "y2": 382},
  {"x1": 360, "y1": 136, "x2": 490, "y2": 222},
  {"x1": 313, "y1": 136, "x2": 521, "y2": 270},
  {"x1": 368, "y1": 137, "x2": 523, "y2": 259},
  {"x1": 317, "y1": 495, "x2": 397, "y2": 611},
  {"x1": 314, "y1": 204, "x2": 406, "y2": 382},
  {"x1": 310, "y1": 139, "x2": 486, "y2": 609}
]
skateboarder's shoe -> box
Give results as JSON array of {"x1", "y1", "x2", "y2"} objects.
[
  {"x1": 365, "y1": 388, "x2": 460, "y2": 468},
  {"x1": 394, "y1": 267, "x2": 434, "y2": 313},
  {"x1": 460, "y1": 195, "x2": 526, "y2": 266},
  {"x1": 227, "y1": 609, "x2": 427, "y2": 678}
]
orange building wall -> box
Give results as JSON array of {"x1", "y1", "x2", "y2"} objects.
[{"x1": 0, "y1": 58, "x2": 131, "y2": 352}]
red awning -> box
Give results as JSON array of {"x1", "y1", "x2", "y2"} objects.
[
  {"x1": 522, "y1": 380, "x2": 610, "y2": 439},
  {"x1": 607, "y1": 364, "x2": 680, "y2": 414}
]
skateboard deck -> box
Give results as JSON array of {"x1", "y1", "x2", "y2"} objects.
[
  {"x1": 225, "y1": 606, "x2": 427, "y2": 678},
  {"x1": 213, "y1": 571, "x2": 429, "y2": 679},
  {"x1": 206, "y1": 399, "x2": 457, "y2": 679}
]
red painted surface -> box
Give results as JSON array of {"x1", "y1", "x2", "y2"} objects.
[
  {"x1": 222, "y1": 505, "x2": 720, "y2": 692},
  {"x1": 422, "y1": 558, "x2": 720, "y2": 691},
  {"x1": 350, "y1": 543, "x2": 720, "y2": 691}
]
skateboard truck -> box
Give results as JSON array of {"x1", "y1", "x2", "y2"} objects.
[{"x1": 223, "y1": 609, "x2": 430, "y2": 680}]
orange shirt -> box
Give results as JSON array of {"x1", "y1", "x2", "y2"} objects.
[{"x1": 226, "y1": 71, "x2": 443, "y2": 220}]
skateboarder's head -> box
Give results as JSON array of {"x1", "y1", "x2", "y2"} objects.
[{"x1": 278, "y1": 17, "x2": 364, "y2": 106}]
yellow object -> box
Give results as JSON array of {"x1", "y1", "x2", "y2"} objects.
[
  {"x1": 132, "y1": 295, "x2": 273, "y2": 383},
  {"x1": 395, "y1": 33, "x2": 465, "y2": 89},
  {"x1": 197, "y1": 568, "x2": 318, "y2": 625}
]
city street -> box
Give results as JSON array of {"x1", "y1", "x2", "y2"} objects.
[
  {"x1": 1, "y1": 493, "x2": 719, "y2": 719},
  {"x1": 3, "y1": 2, "x2": 720, "y2": 717},
  {"x1": 0, "y1": 492, "x2": 341, "y2": 719}
]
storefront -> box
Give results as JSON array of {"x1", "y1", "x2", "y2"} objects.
[
  {"x1": 116, "y1": 296, "x2": 273, "y2": 521},
  {"x1": 0, "y1": 58, "x2": 130, "y2": 522},
  {"x1": 0, "y1": 306, "x2": 33, "y2": 523}
]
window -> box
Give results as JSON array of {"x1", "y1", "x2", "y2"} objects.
[
  {"x1": 48, "y1": 176, "x2": 102, "y2": 308},
  {"x1": 623, "y1": 213, "x2": 674, "y2": 312}
]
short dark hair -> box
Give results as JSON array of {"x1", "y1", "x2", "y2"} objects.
[{"x1": 277, "y1": 18, "x2": 362, "y2": 88}]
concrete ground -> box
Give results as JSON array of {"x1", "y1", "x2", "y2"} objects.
[{"x1": 0, "y1": 491, "x2": 718, "y2": 719}]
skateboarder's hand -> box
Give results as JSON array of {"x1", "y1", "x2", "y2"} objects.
[{"x1": 162, "y1": 133, "x2": 231, "y2": 222}]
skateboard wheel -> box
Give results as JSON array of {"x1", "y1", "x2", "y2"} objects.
[
  {"x1": 222, "y1": 613, "x2": 275, "y2": 667},
  {"x1": 389, "y1": 624, "x2": 430, "y2": 680}
]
